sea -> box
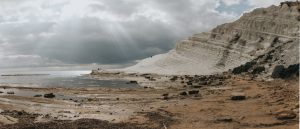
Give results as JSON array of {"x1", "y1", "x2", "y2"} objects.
[{"x1": 0, "y1": 67, "x2": 138, "y2": 88}]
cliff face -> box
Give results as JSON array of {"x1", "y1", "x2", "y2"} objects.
[{"x1": 124, "y1": 3, "x2": 300, "y2": 75}]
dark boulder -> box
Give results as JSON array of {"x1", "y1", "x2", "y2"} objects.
[
  {"x1": 252, "y1": 66, "x2": 265, "y2": 74},
  {"x1": 231, "y1": 96, "x2": 246, "y2": 100},
  {"x1": 231, "y1": 93, "x2": 246, "y2": 100},
  {"x1": 271, "y1": 65, "x2": 285, "y2": 78},
  {"x1": 271, "y1": 64, "x2": 299, "y2": 79},
  {"x1": 127, "y1": 81, "x2": 138, "y2": 84},
  {"x1": 44, "y1": 93, "x2": 55, "y2": 98},
  {"x1": 284, "y1": 64, "x2": 299, "y2": 78},
  {"x1": 232, "y1": 61, "x2": 256, "y2": 74},
  {"x1": 34, "y1": 95, "x2": 42, "y2": 97}
]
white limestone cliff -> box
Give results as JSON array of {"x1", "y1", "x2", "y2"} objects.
[{"x1": 124, "y1": 2, "x2": 300, "y2": 75}]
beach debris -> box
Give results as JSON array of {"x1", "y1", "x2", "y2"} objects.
[
  {"x1": 7, "y1": 91, "x2": 15, "y2": 94},
  {"x1": 231, "y1": 92, "x2": 246, "y2": 100},
  {"x1": 188, "y1": 90, "x2": 199, "y2": 95},
  {"x1": 44, "y1": 93, "x2": 55, "y2": 98},
  {"x1": 274, "y1": 109, "x2": 297, "y2": 120}
]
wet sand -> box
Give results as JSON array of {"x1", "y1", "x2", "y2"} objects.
[{"x1": 0, "y1": 74, "x2": 298, "y2": 129}]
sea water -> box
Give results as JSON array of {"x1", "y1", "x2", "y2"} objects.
[{"x1": 0, "y1": 67, "x2": 138, "y2": 88}]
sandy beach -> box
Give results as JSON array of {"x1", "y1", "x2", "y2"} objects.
[{"x1": 0, "y1": 72, "x2": 298, "y2": 129}]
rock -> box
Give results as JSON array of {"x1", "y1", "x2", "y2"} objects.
[
  {"x1": 127, "y1": 81, "x2": 138, "y2": 84},
  {"x1": 232, "y1": 61, "x2": 256, "y2": 74},
  {"x1": 34, "y1": 95, "x2": 42, "y2": 97},
  {"x1": 271, "y1": 65, "x2": 285, "y2": 78},
  {"x1": 216, "y1": 116, "x2": 233, "y2": 122},
  {"x1": 170, "y1": 76, "x2": 178, "y2": 81},
  {"x1": 17, "y1": 111, "x2": 23, "y2": 116},
  {"x1": 275, "y1": 109, "x2": 297, "y2": 120},
  {"x1": 44, "y1": 93, "x2": 55, "y2": 98},
  {"x1": 90, "y1": 70, "x2": 99, "y2": 75},
  {"x1": 252, "y1": 66, "x2": 265, "y2": 74},
  {"x1": 162, "y1": 93, "x2": 169, "y2": 97},
  {"x1": 272, "y1": 64, "x2": 299, "y2": 79},
  {"x1": 186, "y1": 82, "x2": 193, "y2": 85},
  {"x1": 284, "y1": 64, "x2": 299, "y2": 78},
  {"x1": 191, "y1": 85, "x2": 202, "y2": 88},
  {"x1": 179, "y1": 91, "x2": 188, "y2": 96},
  {"x1": 188, "y1": 90, "x2": 199, "y2": 95},
  {"x1": 7, "y1": 91, "x2": 14, "y2": 94},
  {"x1": 144, "y1": 76, "x2": 151, "y2": 79},
  {"x1": 231, "y1": 93, "x2": 246, "y2": 100}
]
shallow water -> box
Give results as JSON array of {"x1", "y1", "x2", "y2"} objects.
[{"x1": 0, "y1": 67, "x2": 138, "y2": 88}]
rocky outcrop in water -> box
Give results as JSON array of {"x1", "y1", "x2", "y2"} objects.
[{"x1": 125, "y1": 2, "x2": 299, "y2": 76}]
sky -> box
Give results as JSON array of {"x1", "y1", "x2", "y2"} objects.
[{"x1": 0, "y1": 0, "x2": 288, "y2": 68}]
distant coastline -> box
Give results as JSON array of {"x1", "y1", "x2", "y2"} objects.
[{"x1": 1, "y1": 74, "x2": 50, "y2": 77}]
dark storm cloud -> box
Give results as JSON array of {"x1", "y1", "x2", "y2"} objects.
[{"x1": 0, "y1": 0, "x2": 286, "y2": 67}]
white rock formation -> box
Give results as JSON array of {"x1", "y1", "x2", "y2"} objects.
[{"x1": 124, "y1": 3, "x2": 300, "y2": 75}]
